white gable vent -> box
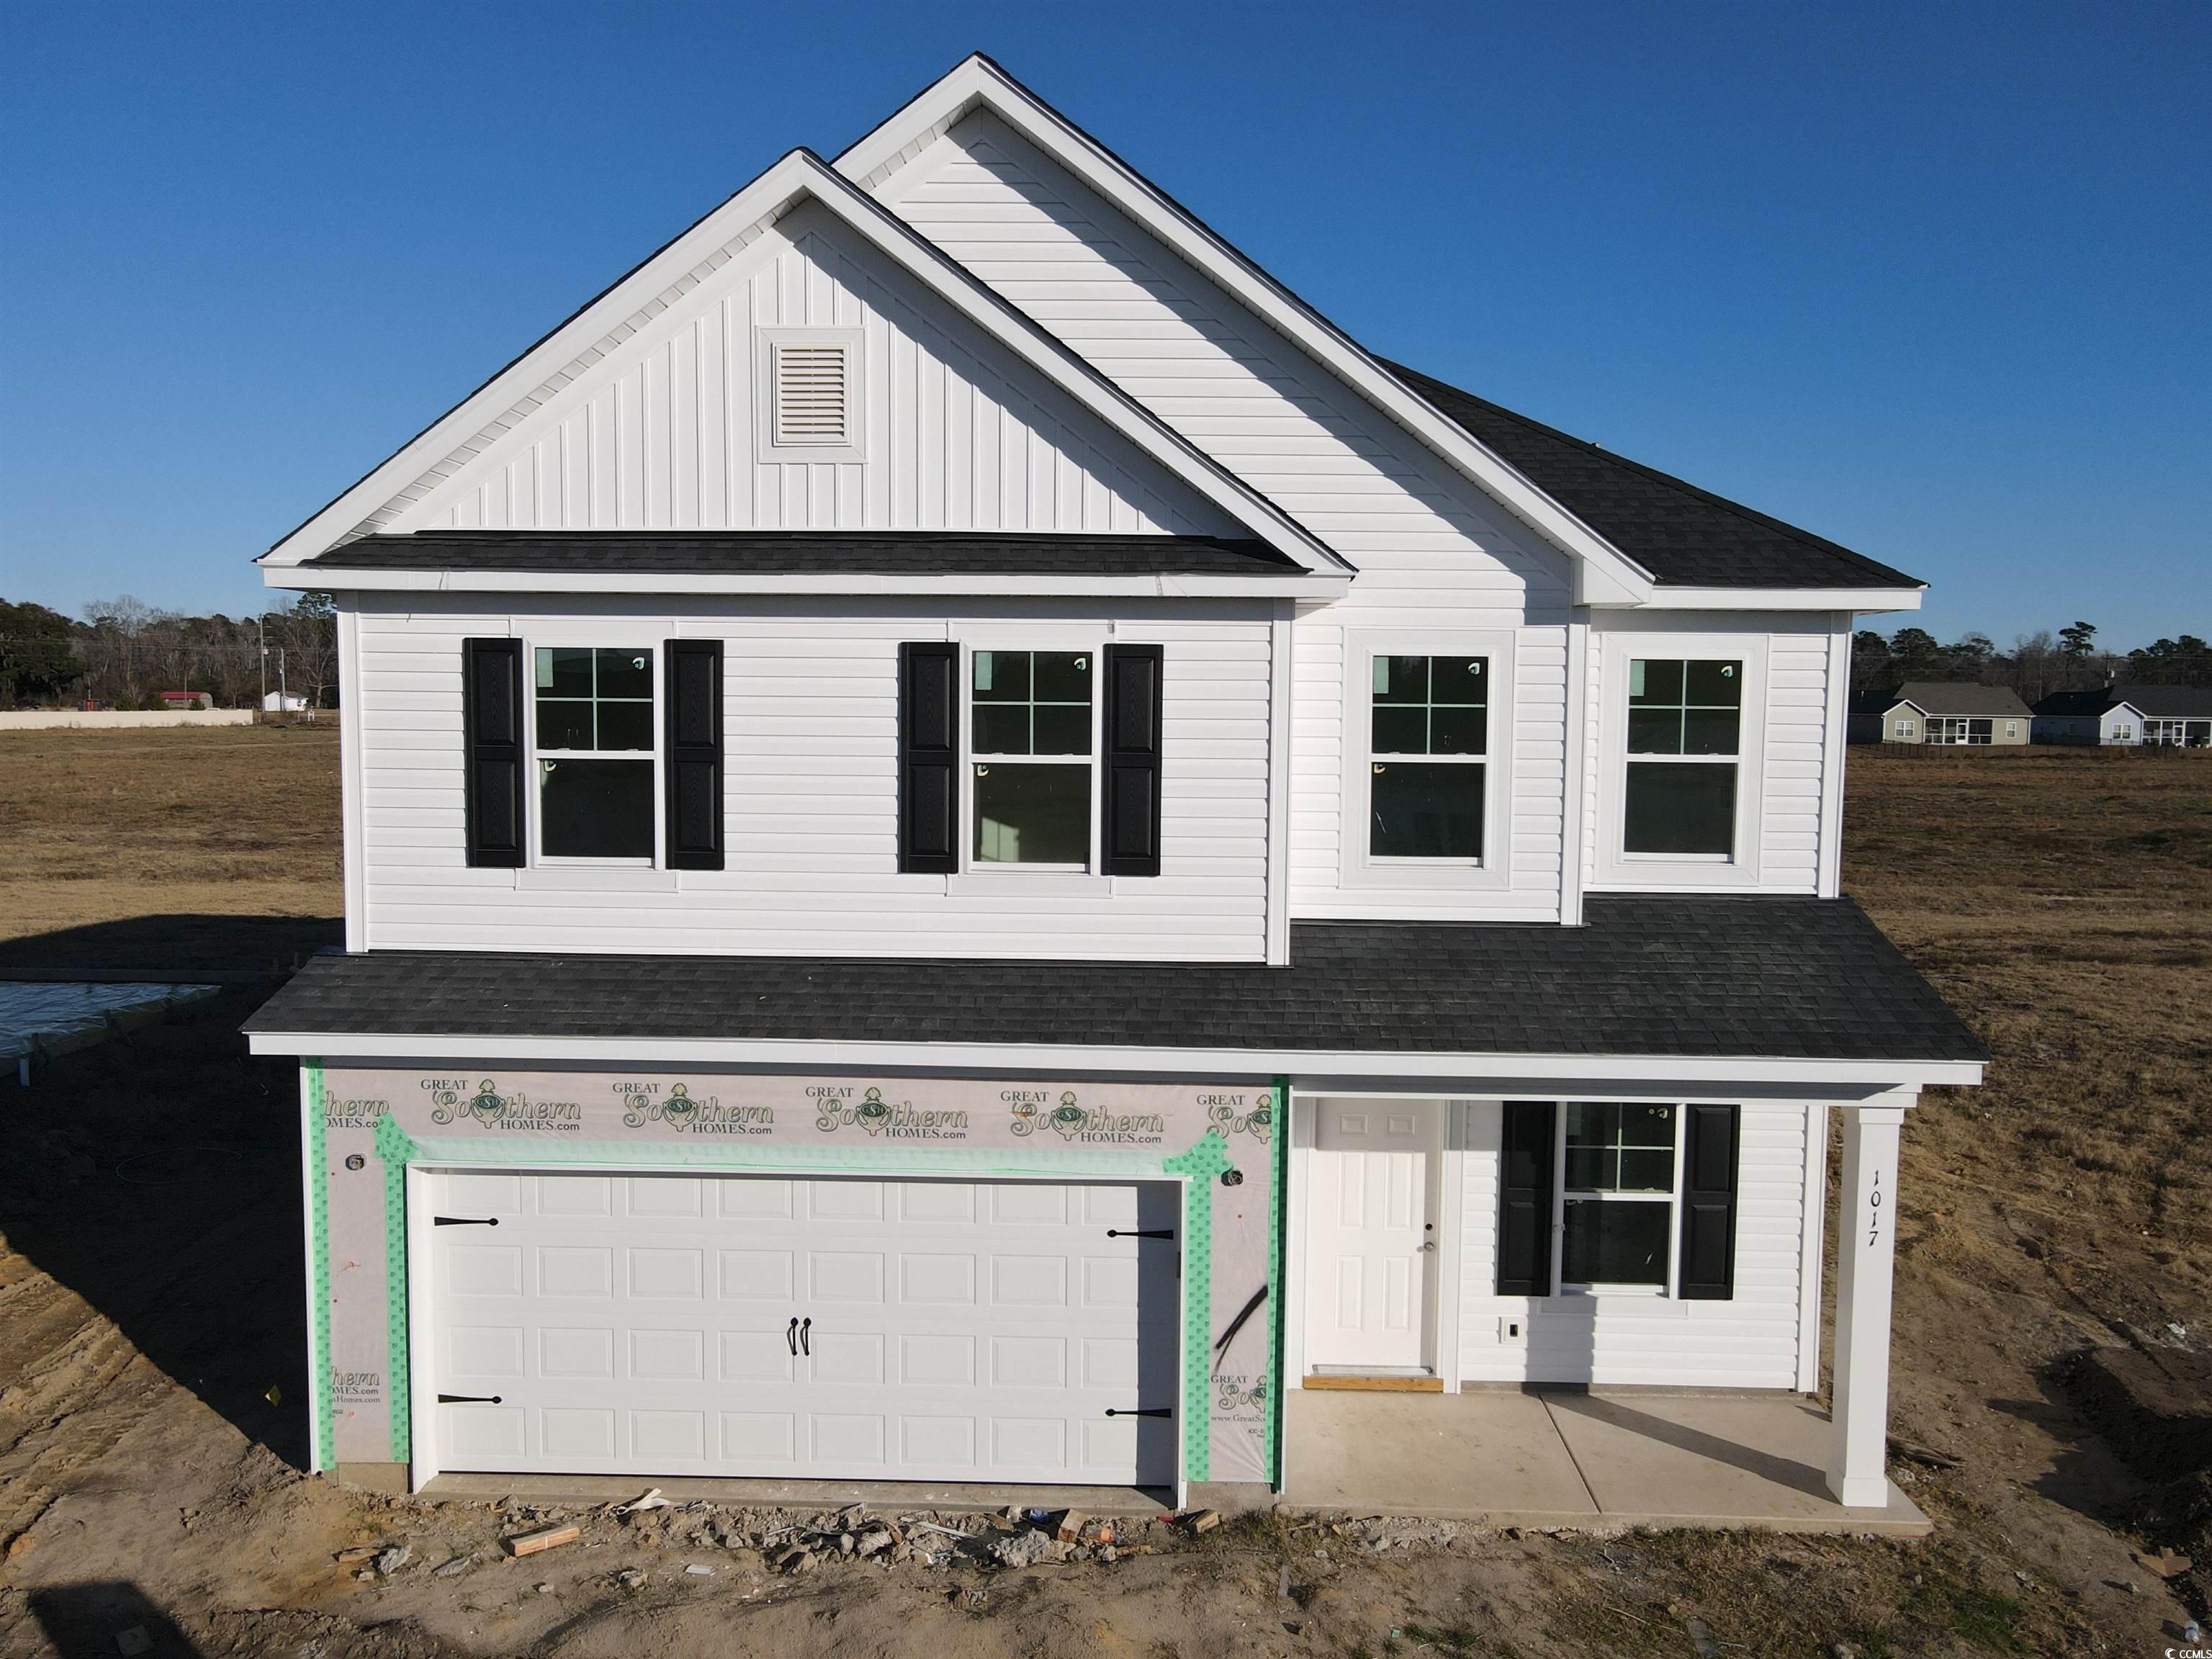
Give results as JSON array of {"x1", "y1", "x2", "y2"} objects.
[{"x1": 761, "y1": 329, "x2": 864, "y2": 458}]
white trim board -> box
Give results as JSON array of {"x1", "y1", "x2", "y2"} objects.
[
  {"x1": 262, "y1": 148, "x2": 1344, "y2": 580},
  {"x1": 244, "y1": 1030, "x2": 1981, "y2": 1087},
  {"x1": 264, "y1": 566, "x2": 1344, "y2": 601}
]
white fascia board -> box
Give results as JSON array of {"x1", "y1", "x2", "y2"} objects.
[
  {"x1": 264, "y1": 149, "x2": 1342, "y2": 578},
  {"x1": 1642, "y1": 586, "x2": 1926, "y2": 613},
  {"x1": 837, "y1": 56, "x2": 1658, "y2": 607},
  {"x1": 261, "y1": 565, "x2": 1345, "y2": 601},
  {"x1": 243, "y1": 1028, "x2": 1982, "y2": 1088}
]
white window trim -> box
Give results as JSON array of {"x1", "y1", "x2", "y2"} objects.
[
  {"x1": 1892, "y1": 716, "x2": 1917, "y2": 741},
  {"x1": 1552, "y1": 1101, "x2": 1685, "y2": 1299},
  {"x1": 523, "y1": 638, "x2": 665, "y2": 872},
  {"x1": 954, "y1": 631, "x2": 1107, "y2": 884},
  {"x1": 1591, "y1": 630, "x2": 1768, "y2": 891},
  {"x1": 1339, "y1": 627, "x2": 1517, "y2": 894},
  {"x1": 754, "y1": 326, "x2": 866, "y2": 464}
]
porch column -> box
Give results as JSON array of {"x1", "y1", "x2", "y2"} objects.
[{"x1": 1826, "y1": 1097, "x2": 1910, "y2": 1507}]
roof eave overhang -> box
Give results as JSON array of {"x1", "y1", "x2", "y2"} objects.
[
  {"x1": 265, "y1": 565, "x2": 1342, "y2": 601},
  {"x1": 836, "y1": 55, "x2": 1660, "y2": 608},
  {"x1": 1637, "y1": 585, "x2": 1926, "y2": 613},
  {"x1": 243, "y1": 1027, "x2": 1982, "y2": 1088},
  {"x1": 262, "y1": 148, "x2": 1344, "y2": 579}
]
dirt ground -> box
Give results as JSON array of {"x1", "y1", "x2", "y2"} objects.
[{"x1": 0, "y1": 727, "x2": 2204, "y2": 1657}]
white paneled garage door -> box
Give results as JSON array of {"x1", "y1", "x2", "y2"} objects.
[{"x1": 426, "y1": 1170, "x2": 1181, "y2": 1486}]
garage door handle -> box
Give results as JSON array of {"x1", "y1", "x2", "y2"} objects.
[
  {"x1": 438, "y1": 1393, "x2": 503, "y2": 1404},
  {"x1": 799, "y1": 1317, "x2": 811, "y2": 1357},
  {"x1": 1105, "y1": 1407, "x2": 1173, "y2": 1419},
  {"x1": 433, "y1": 1215, "x2": 500, "y2": 1227},
  {"x1": 1106, "y1": 1228, "x2": 1175, "y2": 1240},
  {"x1": 786, "y1": 1317, "x2": 799, "y2": 1355}
]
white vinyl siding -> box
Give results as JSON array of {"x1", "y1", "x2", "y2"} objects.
[
  {"x1": 1455, "y1": 1101, "x2": 1813, "y2": 1388},
  {"x1": 351, "y1": 595, "x2": 1277, "y2": 960},
  {"x1": 881, "y1": 114, "x2": 1577, "y2": 923},
  {"x1": 377, "y1": 201, "x2": 1234, "y2": 540}
]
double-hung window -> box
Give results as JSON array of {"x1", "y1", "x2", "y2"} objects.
[
  {"x1": 534, "y1": 646, "x2": 655, "y2": 860},
  {"x1": 1560, "y1": 1102, "x2": 1677, "y2": 1290},
  {"x1": 970, "y1": 649, "x2": 1094, "y2": 867},
  {"x1": 1892, "y1": 717, "x2": 1917, "y2": 741},
  {"x1": 1369, "y1": 655, "x2": 1488, "y2": 860},
  {"x1": 1624, "y1": 659, "x2": 1740, "y2": 856}
]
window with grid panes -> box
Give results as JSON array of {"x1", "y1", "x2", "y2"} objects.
[
  {"x1": 970, "y1": 649, "x2": 1093, "y2": 866},
  {"x1": 1560, "y1": 1102, "x2": 1677, "y2": 1289},
  {"x1": 534, "y1": 647, "x2": 655, "y2": 860},
  {"x1": 1624, "y1": 659, "x2": 1740, "y2": 855},
  {"x1": 1368, "y1": 654, "x2": 1488, "y2": 859}
]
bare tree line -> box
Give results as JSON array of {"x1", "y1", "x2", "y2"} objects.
[{"x1": 0, "y1": 593, "x2": 338, "y2": 709}]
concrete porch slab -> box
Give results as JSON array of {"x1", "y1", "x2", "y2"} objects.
[{"x1": 1282, "y1": 1388, "x2": 1929, "y2": 1536}]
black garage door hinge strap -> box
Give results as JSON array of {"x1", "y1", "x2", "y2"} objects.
[
  {"x1": 434, "y1": 1215, "x2": 500, "y2": 1227},
  {"x1": 1105, "y1": 1228, "x2": 1174, "y2": 1240},
  {"x1": 438, "y1": 1393, "x2": 503, "y2": 1403},
  {"x1": 1104, "y1": 1406, "x2": 1173, "y2": 1419}
]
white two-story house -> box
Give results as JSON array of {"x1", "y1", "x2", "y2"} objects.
[{"x1": 243, "y1": 56, "x2": 1983, "y2": 1517}]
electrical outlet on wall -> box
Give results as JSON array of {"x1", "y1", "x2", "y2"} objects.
[{"x1": 1498, "y1": 1316, "x2": 1527, "y2": 1346}]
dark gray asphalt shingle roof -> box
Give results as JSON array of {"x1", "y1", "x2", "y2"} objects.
[
  {"x1": 1387, "y1": 362, "x2": 1923, "y2": 591},
  {"x1": 2033, "y1": 683, "x2": 2212, "y2": 719},
  {"x1": 306, "y1": 531, "x2": 1305, "y2": 578},
  {"x1": 1862, "y1": 682, "x2": 2034, "y2": 719},
  {"x1": 243, "y1": 896, "x2": 1982, "y2": 1064}
]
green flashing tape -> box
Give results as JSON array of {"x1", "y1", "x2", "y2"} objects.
[
  {"x1": 372, "y1": 1112, "x2": 418, "y2": 1464},
  {"x1": 1267, "y1": 1077, "x2": 1289, "y2": 1485},
  {"x1": 1164, "y1": 1128, "x2": 1231, "y2": 1485},
  {"x1": 305, "y1": 1061, "x2": 335, "y2": 1473}
]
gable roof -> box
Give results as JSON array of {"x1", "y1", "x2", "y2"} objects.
[
  {"x1": 2034, "y1": 683, "x2": 2212, "y2": 719},
  {"x1": 261, "y1": 148, "x2": 1345, "y2": 580},
  {"x1": 1388, "y1": 364, "x2": 1926, "y2": 592},
  {"x1": 1872, "y1": 681, "x2": 2033, "y2": 719},
  {"x1": 837, "y1": 55, "x2": 1663, "y2": 607}
]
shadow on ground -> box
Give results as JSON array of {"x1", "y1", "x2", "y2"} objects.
[
  {"x1": 27, "y1": 1582, "x2": 204, "y2": 1658},
  {"x1": 0, "y1": 914, "x2": 343, "y2": 979},
  {"x1": 0, "y1": 922, "x2": 314, "y2": 1472}
]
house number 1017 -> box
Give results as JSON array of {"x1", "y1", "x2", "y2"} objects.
[{"x1": 1867, "y1": 1166, "x2": 1883, "y2": 1248}]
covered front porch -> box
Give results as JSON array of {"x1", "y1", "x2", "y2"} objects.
[{"x1": 1281, "y1": 1388, "x2": 1929, "y2": 1535}]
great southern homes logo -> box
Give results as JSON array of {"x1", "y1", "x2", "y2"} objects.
[
  {"x1": 811, "y1": 1084, "x2": 968, "y2": 1141},
  {"x1": 1202, "y1": 1090, "x2": 1275, "y2": 1142},
  {"x1": 423, "y1": 1077, "x2": 582, "y2": 1133},
  {"x1": 1007, "y1": 1089, "x2": 1166, "y2": 1145},
  {"x1": 619, "y1": 1081, "x2": 775, "y2": 1136}
]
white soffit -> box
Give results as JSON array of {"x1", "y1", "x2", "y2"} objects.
[
  {"x1": 837, "y1": 55, "x2": 1661, "y2": 608},
  {"x1": 262, "y1": 149, "x2": 1344, "y2": 577}
]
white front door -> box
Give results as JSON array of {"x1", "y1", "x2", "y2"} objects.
[
  {"x1": 1304, "y1": 1102, "x2": 1439, "y2": 1372},
  {"x1": 426, "y1": 1169, "x2": 1180, "y2": 1486}
]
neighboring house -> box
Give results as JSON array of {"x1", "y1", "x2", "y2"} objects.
[
  {"x1": 262, "y1": 691, "x2": 309, "y2": 712},
  {"x1": 242, "y1": 56, "x2": 1981, "y2": 1519},
  {"x1": 158, "y1": 690, "x2": 213, "y2": 710},
  {"x1": 2033, "y1": 684, "x2": 2212, "y2": 747},
  {"x1": 1848, "y1": 683, "x2": 2032, "y2": 746}
]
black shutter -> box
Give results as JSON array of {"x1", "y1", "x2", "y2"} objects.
[
  {"x1": 1102, "y1": 643, "x2": 1164, "y2": 877},
  {"x1": 1496, "y1": 1100, "x2": 1556, "y2": 1296},
  {"x1": 462, "y1": 637, "x2": 525, "y2": 868},
  {"x1": 898, "y1": 642, "x2": 958, "y2": 873},
  {"x1": 1678, "y1": 1104, "x2": 1740, "y2": 1300},
  {"x1": 665, "y1": 639, "x2": 724, "y2": 871}
]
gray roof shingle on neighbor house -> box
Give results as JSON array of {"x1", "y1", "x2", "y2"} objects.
[
  {"x1": 243, "y1": 896, "x2": 1984, "y2": 1064},
  {"x1": 1878, "y1": 682, "x2": 2035, "y2": 719},
  {"x1": 2034, "y1": 683, "x2": 2212, "y2": 719},
  {"x1": 1386, "y1": 362, "x2": 1923, "y2": 591},
  {"x1": 304, "y1": 530, "x2": 1307, "y2": 578}
]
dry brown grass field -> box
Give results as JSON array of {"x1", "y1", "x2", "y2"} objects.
[{"x1": 0, "y1": 727, "x2": 2204, "y2": 1656}]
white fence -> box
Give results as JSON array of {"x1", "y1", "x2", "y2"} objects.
[{"x1": 0, "y1": 709, "x2": 261, "y2": 731}]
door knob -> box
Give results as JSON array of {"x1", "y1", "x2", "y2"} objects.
[{"x1": 1418, "y1": 1241, "x2": 1437, "y2": 1253}]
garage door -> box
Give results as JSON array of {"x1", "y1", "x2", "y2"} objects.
[{"x1": 426, "y1": 1170, "x2": 1182, "y2": 1486}]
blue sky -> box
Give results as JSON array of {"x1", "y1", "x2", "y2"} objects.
[{"x1": 2, "y1": 1, "x2": 2204, "y2": 651}]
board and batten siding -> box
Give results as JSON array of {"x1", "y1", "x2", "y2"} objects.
[
  {"x1": 349, "y1": 595, "x2": 1277, "y2": 960},
  {"x1": 878, "y1": 112, "x2": 1578, "y2": 921},
  {"x1": 1455, "y1": 1101, "x2": 1816, "y2": 1388},
  {"x1": 370, "y1": 200, "x2": 1235, "y2": 541}
]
